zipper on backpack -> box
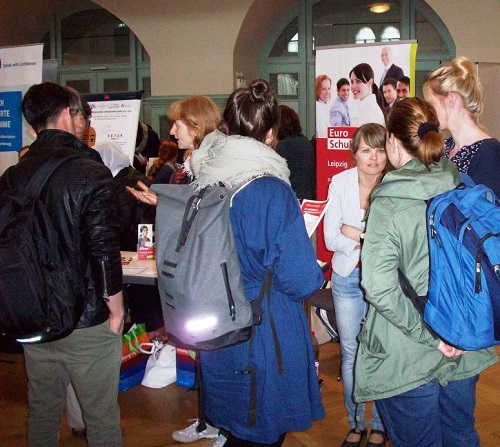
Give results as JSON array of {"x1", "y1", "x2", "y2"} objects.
[
  {"x1": 220, "y1": 261, "x2": 236, "y2": 321},
  {"x1": 429, "y1": 213, "x2": 442, "y2": 248},
  {"x1": 101, "y1": 257, "x2": 110, "y2": 302},
  {"x1": 474, "y1": 232, "x2": 494, "y2": 293}
]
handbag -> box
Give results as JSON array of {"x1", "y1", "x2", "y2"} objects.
[{"x1": 140, "y1": 338, "x2": 177, "y2": 388}]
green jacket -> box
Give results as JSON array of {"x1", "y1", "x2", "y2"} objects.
[{"x1": 354, "y1": 157, "x2": 498, "y2": 402}]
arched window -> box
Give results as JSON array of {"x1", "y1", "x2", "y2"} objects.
[
  {"x1": 288, "y1": 33, "x2": 299, "y2": 53},
  {"x1": 355, "y1": 27, "x2": 376, "y2": 44},
  {"x1": 41, "y1": 4, "x2": 150, "y2": 98},
  {"x1": 61, "y1": 9, "x2": 130, "y2": 66},
  {"x1": 381, "y1": 26, "x2": 401, "y2": 42}
]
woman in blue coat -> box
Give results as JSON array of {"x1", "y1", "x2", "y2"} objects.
[{"x1": 191, "y1": 79, "x2": 325, "y2": 446}]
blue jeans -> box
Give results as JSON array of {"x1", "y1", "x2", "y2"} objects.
[
  {"x1": 376, "y1": 376, "x2": 480, "y2": 447},
  {"x1": 332, "y1": 270, "x2": 384, "y2": 432}
]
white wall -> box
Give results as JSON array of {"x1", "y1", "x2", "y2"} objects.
[{"x1": 93, "y1": 0, "x2": 500, "y2": 96}]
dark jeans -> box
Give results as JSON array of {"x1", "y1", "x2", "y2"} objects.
[
  {"x1": 225, "y1": 432, "x2": 286, "y2": 447},
  {"x1": 376, "y1": 375, "x2": 480, "y2": 447}
]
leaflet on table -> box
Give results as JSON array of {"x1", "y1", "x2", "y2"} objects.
[
  {"x1": 301, "y1": 198, "x2": 331, "y2": 238},
  {"x1": 137, "y1": 223, "x2": 155, "y2": 260}
]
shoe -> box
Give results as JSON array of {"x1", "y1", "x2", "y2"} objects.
[
  {"x1": 209, "y1": 433, "x2": 228, "y2": 447},
  {"x1": 366, "y1": 429, "x2": 387, "y2": 447},
  {"x1": 340, "y1": 428, "x2": 367, "y2": 447},
  {"x1": 172, "y1": 419, "x2": 219, "y2": 443},
  {"x1": 71, "y1": 428, "x2": 86, "y2": 438}
]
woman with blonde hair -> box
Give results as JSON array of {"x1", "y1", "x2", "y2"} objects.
[
  {"x1": 315, "y1": 74, "x2": 332, "y2": 138},
  {"x1": 424, "y1": 56, "x2": 500, "y2": 196},
  {"x1": 354, "y1": 97, "x2": 498, "y2": 447}
]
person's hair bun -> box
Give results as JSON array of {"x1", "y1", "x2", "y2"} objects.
[
  {"x1": 249, "y1": 78, "x2": 271, "y2": 100},
  {"x1": 453, "y1": 56, "x2": 476, "y2": 83}
]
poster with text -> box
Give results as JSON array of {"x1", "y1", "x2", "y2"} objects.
[
  {"x1": 315, "y1": 41, "x2": 417, "y2": 263},
  {"x1": 84, "y1": 91, "x2": 143, "y2": 165},
  {"x1": 0, "y1": 44, "x2": 43, "y2": 175}
]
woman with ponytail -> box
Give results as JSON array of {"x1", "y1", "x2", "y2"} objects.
[
  {"x1": 349, "y1": 63, "x2": 385, "y2": 127},
  {"x1": 424, "y1": 56, "x2": 500, "y2": 196},
  {"x1": 353, "y1": 97, "x2": 498, "y2": 447}
]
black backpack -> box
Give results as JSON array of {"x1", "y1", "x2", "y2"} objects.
[{"x1": 0, "y1": 153, "x2": 86, "y2": 344}]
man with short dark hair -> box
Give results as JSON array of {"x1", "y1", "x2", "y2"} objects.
[
  {"x1": 0, "y1": 82, "x2": 125, "y2": 446},
  {"x1": 382, "y1": 77, "x2": 398, "y2": 111},
  {"x1": 329, "y1": 78, "x2": 351, "y2": 127},
  {"x1": 397, "y1": 76, "x2": 411, "y2": 100}
]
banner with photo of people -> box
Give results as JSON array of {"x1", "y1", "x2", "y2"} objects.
[{"x1": 315, "y1": 40, "x2": 417, "y2": 262}]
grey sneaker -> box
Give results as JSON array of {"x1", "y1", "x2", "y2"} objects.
[
  {"x1": 209, "y1": 433, "x2": 228, "y2": 447},
  {"x1": 172, "y1": 419, "x2": 219, "y2": 443}
]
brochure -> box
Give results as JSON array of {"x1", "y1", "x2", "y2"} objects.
[{"x1": 301, "y1": 198, "x2": 330, "y2": 238}]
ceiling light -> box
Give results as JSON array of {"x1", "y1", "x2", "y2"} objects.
[{"x1": 370, "y1": 3, "x2": 391, "y2": 13}]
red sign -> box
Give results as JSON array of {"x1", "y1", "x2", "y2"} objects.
[{"x1": 316, "y1": 126, "x2": 357, "y2": 264}]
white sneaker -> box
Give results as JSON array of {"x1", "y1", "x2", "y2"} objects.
[
  {"x1": 209, "y1": 434, "x2": 228, "y2": 447},
  {"x1": 172, "y1": 419, "x2": 219, "y2": 443}
]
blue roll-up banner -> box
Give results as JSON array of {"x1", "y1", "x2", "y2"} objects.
[{"x1": 0, "y1": 43, "x2": 43, "y2": 175}]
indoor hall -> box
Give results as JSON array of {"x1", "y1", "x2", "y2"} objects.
[{"x1": 0, "y1": 1, "x2": 499, "y2": 446}]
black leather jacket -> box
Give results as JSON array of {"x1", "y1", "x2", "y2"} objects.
[{"x1": 0, "y1": 130, "x2": 123, "y2": 329}]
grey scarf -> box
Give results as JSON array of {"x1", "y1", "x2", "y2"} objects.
[{"x1": 190, "y1": 130, "x2": 290, "y2": 189}]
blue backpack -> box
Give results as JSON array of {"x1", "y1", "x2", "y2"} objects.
[{"x1": 423, "y1": 182, "x2": 500, "y2": 350}]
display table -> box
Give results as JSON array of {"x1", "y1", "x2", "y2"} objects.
[{"x1": 121, "y1": 251, "x2": 157, "y2": 286}]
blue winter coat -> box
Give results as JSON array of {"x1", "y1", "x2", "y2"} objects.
[{"x1": 200, "y1": 176, "x2": 325, "y2": 443}]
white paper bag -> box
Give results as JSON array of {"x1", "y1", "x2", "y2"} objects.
[{"x1": 140, "y1": 339, "x2": 177, "y2": 388}]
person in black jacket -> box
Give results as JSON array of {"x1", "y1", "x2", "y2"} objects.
[
  {"x1": 133, "y1": 121, "x2": 161, "y2": 173},
  {"x1": 0, "y1": 82, "x2": 125, "y2": 447},
  {"x1": 94, "y1": 141, "x2": 163, "y2": 332},
  {"x1": 276, "y1": 105, "x2": 316, "y2": 200}
]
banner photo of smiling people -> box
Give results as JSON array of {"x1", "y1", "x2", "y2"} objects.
[{"x1": 315, "y1": 40, "x2": 417, "y2": 263}]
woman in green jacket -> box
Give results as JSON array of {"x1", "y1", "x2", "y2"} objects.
[{"x1": 354, "y1": 97, "x2": 498, "y2": 447}]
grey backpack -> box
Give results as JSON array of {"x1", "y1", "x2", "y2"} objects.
[{"x1": 153, "y1": 182, "x2": 270, "y2": 350}]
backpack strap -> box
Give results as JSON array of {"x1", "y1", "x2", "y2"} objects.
[
  {"x1": 24, "y1": 152, "x2": 82, "y2": 199},
  {"x1": 226, "y1": 176, "x2": 284, "y2": 426},
  {"x1": 397, "y1": 268, "x2": 438, "y2": 338},
  {"x1": 245, "y1": 265, "x2": 283, "y2": 427}
]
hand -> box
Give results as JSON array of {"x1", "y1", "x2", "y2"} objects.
[
  {"x1": 108, "y1": 313, "x2": 125, "y2": 335},
  {"x1": 126, "y1": 180, "x2": 158, "y2": 206},
  {"x1": 437, "y1": 340, "x2": 466, "y2": 358},
  {"x1": 341, "y1": 224, "x2": 363, "y2": 245}
]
